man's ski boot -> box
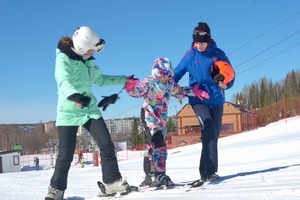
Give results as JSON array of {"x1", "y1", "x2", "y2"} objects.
[
  {"x1": 207, "y1": 173, "x2": 220, "y2": 182},
  {"x1": 44, "y1": 186, "x2": 65, "y2": 200}
]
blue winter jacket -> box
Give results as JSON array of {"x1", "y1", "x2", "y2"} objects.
[{"x1": 173, "y1": 40, "x2": 235, "y2": 106}]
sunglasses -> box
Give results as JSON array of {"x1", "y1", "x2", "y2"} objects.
[
  {"x1": 193, "y1": 30, "x2": 210, "y2": 36},
  {"x1": 95, "y1": 39, "x2": 105, "y2": 52}
]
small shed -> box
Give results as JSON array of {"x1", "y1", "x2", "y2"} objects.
[{"x1": 0, "y1": 150, "x2": 21, "y2": 173}]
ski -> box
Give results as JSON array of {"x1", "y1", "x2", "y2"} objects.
[
  {"x1": 139, "y1": 180, "x2": 204, "y2": 192},
  {"x1": 139, "y1": 183, "x2": 185, "y2": 191}
]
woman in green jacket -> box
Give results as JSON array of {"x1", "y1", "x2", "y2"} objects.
[{"x1": 45, "y1": 26, "x2": 139, "y2": 200}]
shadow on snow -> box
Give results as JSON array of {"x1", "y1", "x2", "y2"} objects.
[{"x1": 211, "y1": 163, "x2": 300, "y2": 184}]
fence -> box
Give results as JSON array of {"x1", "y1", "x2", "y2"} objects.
[
  {"x1": 256, "y1": 96, "x2": 300, "y2": 127},
  {"x1": 167, "y1": 96, "x2": 300, "y2": 149},
  {"x1": 20, "y1": 150, "x2": 144, "y2": 169}
]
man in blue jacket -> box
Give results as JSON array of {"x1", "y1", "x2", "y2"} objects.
[{"x1": 173, "y1": 22, "x2": 235, "y2": 183}]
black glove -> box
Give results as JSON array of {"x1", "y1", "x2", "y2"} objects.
[
  {"x1": 97, "y1": 94, "x2": 119, "y2": 111},
  {"x1": 213, "y1": 73, "x2": 225, "y2": 84},
  {"x1": 67, "y1": 93, "x2": 91, "y2": 107},
  {"x1": 211, "y1": 64, "x2": 225, "y2": 84}
]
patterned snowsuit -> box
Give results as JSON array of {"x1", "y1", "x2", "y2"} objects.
[{"x1": 127, "y1": 75, "x2": 196, "y2": 174}]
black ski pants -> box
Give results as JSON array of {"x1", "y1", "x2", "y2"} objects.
[
  {"x1": 192, "y1": 104, "x2": 223, "y2": 179},
  {"x1": 50, "y1": 117, "x2": 121, "y2": 191}
]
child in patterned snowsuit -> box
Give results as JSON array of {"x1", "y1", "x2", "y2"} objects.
[{"x1": 125, "y1": 58, "x2": 209, "y2": 187}]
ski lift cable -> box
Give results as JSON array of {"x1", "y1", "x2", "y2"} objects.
[
  {"x1": 237, "y1": 41, "x2": 300, "y2": 76},
  {"x1": 227, "y1": 10, "x2": 300, "y2": 56},
  {"x1": 111, "y1": 101, "x2": 142, "y2": 119},
  {"x1": 234, "y1": 29, "x2": 300, "y2": 69}
]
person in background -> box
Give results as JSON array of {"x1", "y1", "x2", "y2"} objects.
[
  {"x1": 80, "y1": 154, "x2": 85, "y2": 168},
  {"x1": 125, "y1": 58, "x2": 209, "y2": 187},
  {"x1": 78, "y1": 151, "x2": 83, "y2": 164},
  {"x1": 173, "y1": 22, "x2": 235, "y2": 184},
  {"x1": 50, "y1": 154, "x2": 54, "y2": 167},
  {"x1": 45, "y1": 26, "x2": 139, "y2": 200},
  {"x1": 34, "y1": 156, "x2": 39, "y2": 171}
]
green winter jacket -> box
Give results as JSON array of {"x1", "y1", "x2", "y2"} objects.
[{"x1": 55, "y1": 48, "x2": 127, "y2": 126}]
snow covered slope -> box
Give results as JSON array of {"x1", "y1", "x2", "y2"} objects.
[{"x1": 1, "y1": 116, "x2": 299, "y2": 200}]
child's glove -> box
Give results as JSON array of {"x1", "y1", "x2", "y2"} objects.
[
  {"x1": 193, "y1": 86, "x2": 210, "y2": 100},
  {"x1": 125, "y1": 75, "x2": 140, "y2": 91}
]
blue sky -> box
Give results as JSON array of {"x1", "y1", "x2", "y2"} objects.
[{"x1": 1, "y1": 0, "x2": 300, "y2": 124}]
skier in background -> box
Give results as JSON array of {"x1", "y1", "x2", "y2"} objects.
[
  {"x1": 50, "y1": 154, "x2": 54, "y2": 167},
  {"x1": 45, "y1": 26, "x2": 139, "y2": 200},
  {"x1": 80, "y1": 154, "x2": 85, "y2": 168},
  {"x1": 78, "y1": 151, "x2": 83, "y2": 164},
  {"x1": 125, "y1": 58, "x2": 209, "y2": 187},
  {"x1": 173, "y1": 22, "x2": 235, "y2": 184},
  {"x1": 34, "y1": 156, "x2": 39, "y2": 171}
]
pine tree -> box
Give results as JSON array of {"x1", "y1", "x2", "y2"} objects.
[
  {"x1": 167, "y1": 117, "x2": 176, "y2": 132},
  {"x1": 129, "y1": 118, "x2": 145, "y2": 148}
]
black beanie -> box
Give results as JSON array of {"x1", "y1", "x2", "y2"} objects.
[{"x1": 192, "y1": 22, "x2": 211, "y2": 43}]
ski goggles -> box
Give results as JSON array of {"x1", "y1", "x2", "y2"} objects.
[
  {"x1": 94, "y1": 39, "x2": 105, "y2": 52},
  {"x1": 160, "y1": 69, "x2": 173, "y2": 77},
  {"x1": 193, "y1": 30, "x2": 210, "y2": 36}
]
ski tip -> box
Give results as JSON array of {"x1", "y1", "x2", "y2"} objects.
[
  {"x1": 97, "y1": 181, "x2": 106, "y2": 194},
  {"x1": 97, "y1": 181, "x2": 104, "y2": 188},
  {"x1": 129, "y1": 185, "x2": 139, "y2": 192},
  {"x1": 189, "y1": 180, "x2": 205, "y2": 188}
]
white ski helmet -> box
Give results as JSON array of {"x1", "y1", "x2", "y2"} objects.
[{"x1": 72, "y1": 26, "x2": 105, "y2": 55}]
